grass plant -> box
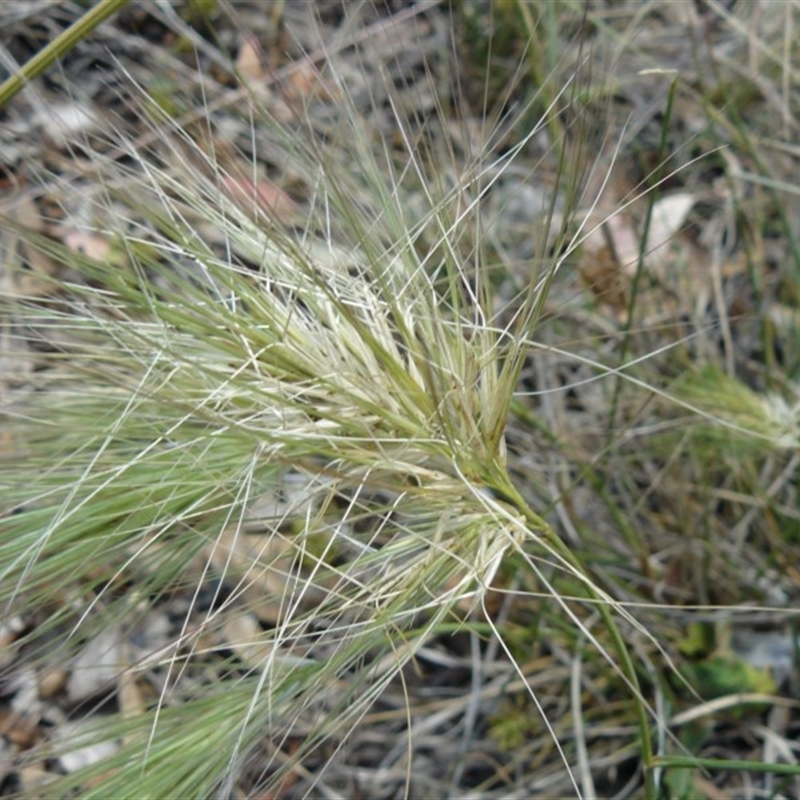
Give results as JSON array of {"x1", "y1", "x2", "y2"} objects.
[{"x1": 2, "y1": 1, "x2": 800, "y2": 798}]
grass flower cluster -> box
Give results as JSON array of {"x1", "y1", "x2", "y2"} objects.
[{"x1": 0, "y1": 23, "x2": 611, "y2": 800}]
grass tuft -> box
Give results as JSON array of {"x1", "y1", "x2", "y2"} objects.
[{"x1": 2, "y1": 1, "x2": 800, "y2": 797}]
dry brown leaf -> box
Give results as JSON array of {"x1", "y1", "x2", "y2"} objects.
[
  {"x1": 15, "y1": 766, "x2": 56, "y2": 795},
  {"x1": 579, "y1": 192, "x2": 698, "y2": 313},
  {"x1": 208, "y1": 526, "x2": 296, "y2": 624},
  {"x1": 62, "y1": 229, "x2": 112, "y2": 261},
  {"x1": 222, "y1": 176, "x2": 298, "y2": 223},
  {"x1": 0, "y1": 706, "x2": 39, "y2": 750},
  {"x1": 0, "y1": 190, "x2": 61, "y2": 297},
  {"x1": 282, "y1": 62, "x2": 340, "y2": 106},
  {"x1": 222, "y1": 612, "x2": 283, "y2": 669},
  {"x1": 578, "y1": 239, "x2": 629, "y2": 311},
  {"x1": 236, "y1": 34, "x2": 264, "y2": 83},
  {"x1": 37, "y1": 667, "x2": 68, "y2": 700},
  {"x1": 117, "y1": 649, "x2": 147, "y2": 749}
]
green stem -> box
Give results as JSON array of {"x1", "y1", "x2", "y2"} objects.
[
  {"x1": 494, "y1": 471, "x2": 656, "y2": 795},
  {"x1": 654, "y1": 755, "x2": 800, "y2": 778},
  {"x1": 0, "y1": 0, "x2": 129, "y2": 111},
  {"x1": 606, "y1": 76, "x2": 678, "y2": 445}
]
